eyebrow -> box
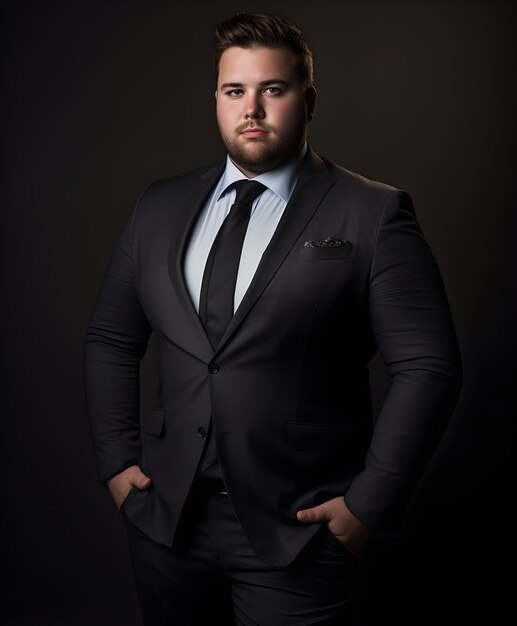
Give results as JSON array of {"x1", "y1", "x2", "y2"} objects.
[{"x1": 220, "y1": 79, "x2": 291, "y2": 89}]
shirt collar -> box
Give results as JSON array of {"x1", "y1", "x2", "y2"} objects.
[{"x1": 216, "y1": 141, "x2": 308, "y2": 204}]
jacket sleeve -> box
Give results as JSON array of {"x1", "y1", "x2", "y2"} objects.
[
  {"x1": 344, "y1": 190, "x2": 462, "y2": 530},
  {"x1": 83, "y1": 188, "x2": 152, "y2": 486}
]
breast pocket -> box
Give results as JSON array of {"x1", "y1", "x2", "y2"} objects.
[{"x1": 298, "y1": 245, "x2": 355, "y2": 261}]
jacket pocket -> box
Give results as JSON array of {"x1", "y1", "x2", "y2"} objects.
[
  {"x1": 145, "y1": 409, "x2": 166, "y2": 437},
  {"x1": 286, "y1": 421, "x2": 354, "y2": 450},
  {"x1": 298, "y1": 245, "x2": 354, "y2": 261}
]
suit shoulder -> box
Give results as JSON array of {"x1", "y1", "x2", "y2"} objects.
[
  {"x1": 322, "y1": 156, "x2": 402, "y2": 198},
  {"x1": 315, "y1": 154, "x2": 414, "y2": 224},
  {"x1": 137, "y1": 159, "x2": 225, "y2": 201}
]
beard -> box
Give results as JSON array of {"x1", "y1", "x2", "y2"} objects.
[{"x1": 218, "y1": 118, "x2": 307, "y2": 175}]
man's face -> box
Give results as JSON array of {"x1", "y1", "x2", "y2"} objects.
[{"x1": 215, "y1": 46, "x2": 316, "y2": 177}]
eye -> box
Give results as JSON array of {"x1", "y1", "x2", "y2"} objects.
[
  {"x1": 264, "y1": 86, "x2": 282, "y2": 95},
  {"x1": 226, "y1": 89, "x2": 243, "y2": 96}
]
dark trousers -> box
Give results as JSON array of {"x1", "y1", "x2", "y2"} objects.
[{"x1": 122, "y1": 480, "x2": 359, "y2": 625}]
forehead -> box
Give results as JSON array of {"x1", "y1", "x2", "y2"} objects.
[{"x1": 217, "y1": 46, "x2": 298, "y2": 86}]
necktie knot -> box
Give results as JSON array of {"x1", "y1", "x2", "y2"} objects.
[{"x1": 233, "y1": 180, "x2": 267, "y2": 206}]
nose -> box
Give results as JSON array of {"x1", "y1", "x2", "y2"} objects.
[{"x1": 244, "y1": 90, "x2": 264, "y2": 119}]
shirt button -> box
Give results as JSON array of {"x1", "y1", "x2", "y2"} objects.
[
  {"x1": 197, "y1": 427, "x2": 206, "y2": 437},
  {"x1": 208, "y1": 363, "x2": 220, "y2": 374}
]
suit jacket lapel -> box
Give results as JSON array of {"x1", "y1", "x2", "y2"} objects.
[
  {"x1": 214, "y1": 145, "x2": 335, "y2": 355},
  {"x1": 167, "y1": 160, "x2": 225, "y2": 361}
]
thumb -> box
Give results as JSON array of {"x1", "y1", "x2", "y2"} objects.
[
  {"x1": 132, "y1": 468, "x2": 152, "y2": 490},
  {"x1": 296, "y1": 502, "x2": 329, "y2": 524}
]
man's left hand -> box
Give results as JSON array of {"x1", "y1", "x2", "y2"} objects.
[{"x1": 296, "y1": 497, "x2": 374, "y2": 554}]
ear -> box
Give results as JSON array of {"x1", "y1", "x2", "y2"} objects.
[
  {"x1": 305, "y1": 85, "x2": 317, "y2": 121},
  {"x1": 214, "y1": 89, "x2": 218, "y2": 102}
]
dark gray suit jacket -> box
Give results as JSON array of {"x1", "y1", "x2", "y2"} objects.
[{"x1": 83, "y1": 143, "x2": 462, "y2": 567}]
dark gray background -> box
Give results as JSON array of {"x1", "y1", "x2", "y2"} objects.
[{"x1": 1, "y1": 1, "x2": 515, "y2": 624}]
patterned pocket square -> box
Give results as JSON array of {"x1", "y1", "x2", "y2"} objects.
[{"x1": 303, "y1": 236, "x2": 352, "y2": 248}]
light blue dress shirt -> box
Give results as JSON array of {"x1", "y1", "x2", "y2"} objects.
[{"x1": 183, "y1": 142, "x2": 308, "y2": 315}]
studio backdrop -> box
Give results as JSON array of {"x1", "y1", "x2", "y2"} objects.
[{"x1": 1, "y1": 1, "x2": 515, "y2": 624}]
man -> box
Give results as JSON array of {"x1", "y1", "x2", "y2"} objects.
[{"x1": 84, "y1": 11, "x2": 462, "y2": 626}]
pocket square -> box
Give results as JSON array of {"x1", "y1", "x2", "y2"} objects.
[{"x1": 303, "y1": 236, "x2": 352, "y2": 248}]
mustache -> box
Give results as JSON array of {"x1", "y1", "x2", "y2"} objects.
[{"x1": 238, "y1": 123, "x2": 269, "y2": 133}]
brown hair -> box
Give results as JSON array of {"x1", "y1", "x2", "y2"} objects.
[{"x1": 214, "y1": 12, "x2": 314, "y2": 90}]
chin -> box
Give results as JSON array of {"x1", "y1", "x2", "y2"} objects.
[
  {"x1": 230, "y1": 151, "x2": 275, "y2": 171},
  {"x1": 225, "y1": 134, "x2": 298, "y2": 172}
]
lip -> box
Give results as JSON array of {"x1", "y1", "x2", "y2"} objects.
[{"x1": 242, "y1": 129, "x2": 268, "y2": 137}]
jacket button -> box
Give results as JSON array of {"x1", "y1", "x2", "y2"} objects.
[
  {"x1": 197, "y1": 426, "x2": 206, "y2": 437},
  {"x1": 208, "y1": 363, "x2": 220, "y2": 374}
]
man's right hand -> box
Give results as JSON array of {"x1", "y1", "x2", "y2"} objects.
[{"x1": 107, "y1": 465, "x2": 152, "y2": 510}]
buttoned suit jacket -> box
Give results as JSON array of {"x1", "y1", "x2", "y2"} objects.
[{"x1": 84, "y1": 143, "x2": 462, "y2": 567}]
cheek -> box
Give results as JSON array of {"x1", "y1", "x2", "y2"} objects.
[
  {"x1": 216, "y1": 106, "x2": 234, "y2": 131},
  {"x1": 271, "y1": 100, "x2": 305, "y2": 128}
]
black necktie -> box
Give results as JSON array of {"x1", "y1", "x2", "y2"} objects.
[
  {"x1": 199, "y1": 179, "x2": 267, "y2": 349},
  {"x1": 197, "y1": 179, "x2": 267, "y2": 480}
]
